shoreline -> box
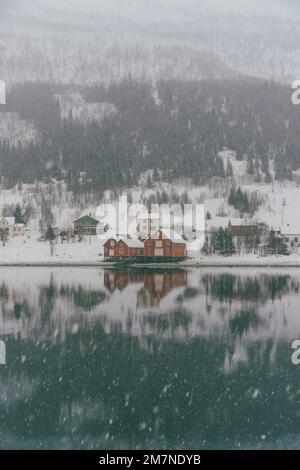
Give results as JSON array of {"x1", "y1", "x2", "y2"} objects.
[{"x1": 1, "y1": 259, "x2": 300, "y2": 268}]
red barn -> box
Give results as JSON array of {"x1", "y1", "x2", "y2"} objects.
[
  {"x1": 144, "y1": 229, "x2": 187, "y2": 258},
  {"x1": 113, "y1": 238, "x2": 144, "y2": 258}
]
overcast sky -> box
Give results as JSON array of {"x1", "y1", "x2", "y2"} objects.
[
  {"x1": 37, "y1": 0, "x2": 300, "y2": 16},
  {"x1": 4, "y1": 0, "x2": 300, "y2": 21}
]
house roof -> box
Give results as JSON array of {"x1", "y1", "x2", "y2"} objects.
[
  {"x1": 74, "y1": 214, "x2": 99, "y2": 225},
  {"x1": 228, "y1": 219, "x2": 258, "y2": 237},
  {"x1": 103, "y1": 238, "x2": 117, "y2": 247},
  {"x1": 148, "y1": 229, "x2": 186, "y2": 245},
  {"x1": 138, "y1": 213, "x2": 160, "y2": 220},
  {"x1": 1, "y1": 217, "x2": 15, "y2": 226},
  {"x1": 118, "y1": 238, "x2": 144, "y2": 249},
  {"x1": 228, "y1": 218, "x2": 245, "y2": 226},
  {"x1": 228, "y1": 225, "x2": 258, "y2": 237},
  {"x1": 280, "y1": 225, "x2": 300, "y2": 236}
]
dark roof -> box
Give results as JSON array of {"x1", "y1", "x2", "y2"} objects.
[{"x1": 73, "y1": 215, "x2": 99, "y2": 225}]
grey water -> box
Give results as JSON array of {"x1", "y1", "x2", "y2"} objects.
[{"x1": 0, "y1": 267, "x2": 299, "y2": 450}]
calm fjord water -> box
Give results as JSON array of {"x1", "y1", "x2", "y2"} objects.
[{"x1": 0, "y1": 267, "x2": 299, "y2": 449}]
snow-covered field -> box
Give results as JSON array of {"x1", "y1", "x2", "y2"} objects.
[{"x1": 0, "y1": 233, "x2": 103, "y2": 265}]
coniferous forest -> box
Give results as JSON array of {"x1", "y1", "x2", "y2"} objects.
[{"x1": 1, "y1": 78, "x2": 300, "y2": 191}]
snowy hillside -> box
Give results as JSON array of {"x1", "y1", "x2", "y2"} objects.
[{"x1": 1, "y1": 1, "x2": 300, "y2": 85}]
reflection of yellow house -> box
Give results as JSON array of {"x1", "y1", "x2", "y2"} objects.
[{"x1": 0, "y1": 217, "x2": 26, "y2": 237}]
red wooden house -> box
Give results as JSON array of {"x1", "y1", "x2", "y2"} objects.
[
  {"x1": 144, "y1": 229, "x2": 187, "y2": 258},
  {"x1": 104, "y1": 238, "x2": 144, "y2": 258},
  {"x1": 103, "y1": 238, "x2": 118, "y2": 259},
  {"x1": 114, "y1": 239, "x2": 144, "y2": 257}
]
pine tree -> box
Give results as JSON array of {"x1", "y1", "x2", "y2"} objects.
[
  {"x1": 228, "y1": 188, "x2": 236, "y2": 206},
  {"x1": 46, "y1": 225, "x2": 55, "y2": 242},
  {"x1": 223, "y1": 231, "x2": 236, "y2": 256},
  {"x1": 266, "y1": 230, "x2": 289, "y2": 255},
  {"x1": 213, "y1": 228, "x2": 236, "y2": 256},
  {"x1": 226, "y1": 161, "x2": 233, "y2": 177},
  {"x1": 201, "y1": 239, "x2": 210, "y2": 255},
  {"x1": 14, "y1": 204, "x2": 25, "y2": 224}
]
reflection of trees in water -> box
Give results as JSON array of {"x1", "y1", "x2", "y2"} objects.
[
  {"x1": 229, "y1": 309, "x2": 265, "y2": 337},
  {"x1": 0, "y1": 270, "x2": 298, "y2": 448},
  {"x1": 202, "y1": 274, "x2": 291, "y2": 303},
  {"x1": 0, "y1": 328, "x2": 298, "y2": 449},
  {"x1": 60, "y1": 286, "x2": 107, "y2": 311},
  {"x1": 0, "y1": 282, "x2": 9, "y2": 300},
  {"x1": 0, "y1": 271, "x2": 296, "y2": 345},
  {"x1": 140, "y1": 309, "x2": 193, "y2": 337},
  {"x1": 39, "y1": 275, "x2": 57, "y2": 325}
]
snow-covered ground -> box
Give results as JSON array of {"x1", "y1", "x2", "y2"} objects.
[
  {"x1": 1, "y1": 232, "x2": 300, "y2": 266},
  {"x1": 0, "y1": 233, "x2": 104, "y2": 265}
]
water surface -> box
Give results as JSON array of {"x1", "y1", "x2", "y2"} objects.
[{"x1": 0, "y1": 267, "x2": 299, "y2": 449}]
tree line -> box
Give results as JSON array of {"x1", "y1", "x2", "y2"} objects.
[{"x1": 1, "y1": 78, "x2": 300, "y2": 191}]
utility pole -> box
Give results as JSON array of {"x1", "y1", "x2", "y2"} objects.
[{"x1": 282, "y1": 198, "x2": 286, "y2": 227}]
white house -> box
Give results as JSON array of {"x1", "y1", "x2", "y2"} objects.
[
  {"x1": 280, "y1": 225, "x2": 300, "y2": 252},
  {"x1": 0, "y1": 217, "x2": 26, "y2": 237}
]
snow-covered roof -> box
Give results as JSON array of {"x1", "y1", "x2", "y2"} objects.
[
  {"x1": 150, "y1": 228, "x2": 185, "y2": 244},
  {"x1": 207, "y1": 218, "x2": 254, "y2": 230},
  {"x1": 138, "y1": 213, "x2": 160, "y2": 220},
  {"x1": 281, "y1": 225, "x2": 300, "y2": 235},
  {"x1": 228, "y1": 218, "x2": 246, "y2": 226},
  {"x1": 14, "y1": 223, "x2": 25, "y2": 228},
  {"x1": 1, "y1": 217, "x2": 15, "y2": 226},
  {"x1": 120, "y1": 238, "x2": 144, "y2": 248}
]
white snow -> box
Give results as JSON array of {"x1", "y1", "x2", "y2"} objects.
[{"x1": 0, "y1": 232, "x2": 103, "y2": 265}]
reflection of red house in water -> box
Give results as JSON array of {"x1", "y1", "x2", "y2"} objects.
[
  {"x1": 144, "y1": 229, "x2": 187, "y2": 258},
  {"x1": 104, "y1": 269, "x2": 187, "y2": 308},
  {"x1": 137, "y1": 271, "x2": 187, "y2": 309},
  {"x1": 104, "y1": 270, "x2": 143, "y2": 292},
  {"x1": 143, "y1": 272, "x2": 187, "y2": 300}
]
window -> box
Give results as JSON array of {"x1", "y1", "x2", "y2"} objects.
[
  {"x1": 155, "y1": 241, "x2": 162, "y2": 248},
  {"x1": 295, "y1": 237, "x2": 299, "y2": 242}
]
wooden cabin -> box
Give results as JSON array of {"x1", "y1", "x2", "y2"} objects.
[
  {"x1": 112, "y1": 238, "x2": 144, "y2": 258},
  {"x1": 103, "y1": 238, "x2": 118, "y2": 259},
  {"x1": 144, "y1": 229, "x2": 187, "y2": 258},
  {"x1": 73, "y1": 214, "x2": 99, "y2": 236}
]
